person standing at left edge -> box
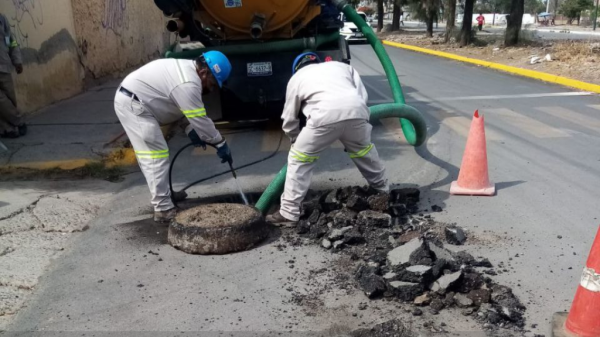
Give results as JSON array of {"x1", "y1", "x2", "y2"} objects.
[
  {"x1": 0, "y1": 13, "x2": 26, "y2": 138},
  {"x1": 114, "y1": 51, "x2": 233, "y2": 223}
]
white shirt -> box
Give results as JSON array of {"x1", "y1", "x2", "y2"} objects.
[
  {"x1": 281, "y1": 61, "x2": 370, "y2": 140},
  {"x1": 121, "y1": 59, "x2": 222, "y2": 144}
]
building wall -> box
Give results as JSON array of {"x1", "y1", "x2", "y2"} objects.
[
  {"x1": 1, "y1": 0, "x2": 84, "y2": 113},
  {"x1": 0, "y1": 0, "x2": 170, "y2": 113},
  {"x1": 71, "y1": 0, "x2": 171, "y2": 79}
]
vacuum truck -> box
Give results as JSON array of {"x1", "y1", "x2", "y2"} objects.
[{"x1": 153, "y1": 0, "x2": 350, "y2": 120}]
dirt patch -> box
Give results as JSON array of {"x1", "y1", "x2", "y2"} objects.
[
  {"x1": 0, "y1": 162, "x2": 124, "y2": 182},
  {"x1": 175, "y1": 203, "x2": 261, "y2": 228},
  {"x1": 382, "y1": 31, "x2": 600, "y2": 85},
  {"x1": 350, "y1": 319, "x2": 416, "y2": 337}
]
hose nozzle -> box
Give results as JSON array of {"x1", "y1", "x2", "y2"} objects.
[
  {"x1": 250, "y1": 14, "x2": 266, "y2": 39},
  {"x1": 167, "y1": 19, "x2": 185, "y2": 33}
]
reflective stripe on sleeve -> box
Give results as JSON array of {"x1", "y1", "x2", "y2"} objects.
[
  {"x1": 348, "y1": 144, "x2": 374, "y2": 158},
  {"x1": 9, "y1": 40, "x2": 18, "y2": 48},
  {"x1": 183, "y1": 108, "x2": 207, "y2": 118}
]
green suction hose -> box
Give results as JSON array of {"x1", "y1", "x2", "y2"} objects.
[
  {"x1": 164, "y1": 1, "x2": 427, "y2": 214},
  {"x1": 254, "y1": 166, "x2": 288, "y2": 214},
  {"x1": 338, "y1": 1, "x2": 424, "y2": 144},
  {"x1": 254, "y1": 2, "x2": 428, "y2": 215}
]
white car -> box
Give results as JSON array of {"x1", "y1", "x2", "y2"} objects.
[{"x1": 340, "y1": 11, "x2": 369, "y2": 42}]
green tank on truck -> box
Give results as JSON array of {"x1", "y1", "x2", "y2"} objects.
[{"x1": 154, "y1": 0, "x2": 350, "y2": 120}]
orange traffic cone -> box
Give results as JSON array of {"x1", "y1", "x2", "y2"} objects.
[
  {"x1": 552, "y1": 226, "x2": 600, "y2": 337},
  {"x1": 450, "y1": 110, "x2": 495, "y2": 196}
]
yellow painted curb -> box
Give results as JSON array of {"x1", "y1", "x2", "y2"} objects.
[
  {"x1": 382, "y1": 40, "x2": 600, "y2": 94},
  {"x1": 0, "y1": 148, "x2": 138, "y2": 170}
]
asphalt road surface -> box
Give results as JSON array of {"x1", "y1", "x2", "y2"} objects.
[{"x1": 5, "y1": 45, "x2": 600, "y2": 336}]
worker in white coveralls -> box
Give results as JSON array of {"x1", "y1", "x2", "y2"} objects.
[
  {"x1": 114, "y1": 51, "x2": 233, "y2": 223},
  {"x1": 0, "y1": 13, "x2": 27, "y2": 138},
  {"x1": 267, "y1": 52, "x2": 389, "y2": 224}
]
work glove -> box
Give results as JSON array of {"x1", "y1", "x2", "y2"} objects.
[
  {"x1": 186, "y1": 126, "x2": 207, "y2": 150},
  {"x1": 215, "y1": 140, "x2": 233, "y2": 165}
]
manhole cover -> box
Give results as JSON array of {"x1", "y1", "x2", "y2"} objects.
[{"x1": 168, "y1": 203, "x2": 270, "y2": 254}]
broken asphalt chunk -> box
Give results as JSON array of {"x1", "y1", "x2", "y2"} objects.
[
  {"x1": 367, "y1": 193, "x2": 390, "y2": 212},
  {"x1": 445, "y1": 226, "x2": 466, "y2": 245},
  {"x1": 430, "y1": 271, "x2": 462, "y2": 294},
  {"x1": 388, "y1": 281, "x2": 424, "y2": 302},
  {"x1": 358, "y1": 210, "x2": 392, "y2": 228},
  {"x1": 387, "y1": 238, "x2": 423, "y2": 267}
]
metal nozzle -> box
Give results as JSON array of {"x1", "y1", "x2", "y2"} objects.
[
  {"x1": 166, "y1": 19, "x2": 185, "y2": 33},
  {"x1": 250, "y1": 14, "x2": 266, "y2": 39}
]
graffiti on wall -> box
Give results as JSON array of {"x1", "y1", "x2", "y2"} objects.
[
  {"x1": 102, "y1": 0, "x2": 128, "y2": 34},
  {"x1": 8, "y1": 0, "x2": 44, "y2": 47}
]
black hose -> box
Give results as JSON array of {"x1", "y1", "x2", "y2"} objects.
[{"x1": 169, "y1": 131, "x2": 284, "y2": 208}]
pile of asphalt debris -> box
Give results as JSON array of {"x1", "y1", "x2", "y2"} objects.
[{"x1": 293, "y1": 186, "x2": 526, "y2": 332}]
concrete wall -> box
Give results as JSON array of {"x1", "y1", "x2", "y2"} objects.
[
  {"x1": 71, "y1": 0, "x2": 171, "y2": 79},
  {"x1": 0, "y1": 0, "x2": 170, "y2": 113},
  {"x1": 1, "y1": 0, "x2": 84, "y2": 113}
]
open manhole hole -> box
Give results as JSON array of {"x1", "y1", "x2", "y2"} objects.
[{"x1": 168, "y1": 202, "x2": 271, "y2": 255}]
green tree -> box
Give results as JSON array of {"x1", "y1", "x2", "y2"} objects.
[
  {"x1": 460, "y1": 0, "x2": 475, "y2": 46},
  {"x1": 377, "y1": 0, "x2": 385, "y2": 32},
  {"x1": 392, "y1": 0, "x2": 402, "y2": 31},
  {"x1": 445, "y1": 0, "x2": 457, "y2": 42},
  {"x1": 505, "y1": 0, "x2": 524, "y2": 46},
  {"x1": 408, "y1": 0, "x2": 440, "y2": 36},
  {"x1": 524, "y1": 0, "x2": 546, "y2": 14},
  {"x1": 560, "y1": 0, "x2": 594, "y2": 24}
]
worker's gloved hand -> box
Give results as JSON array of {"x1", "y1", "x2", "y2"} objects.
[
  {"x1": 186, "y1": 128, "x2": 207, "y2": 150},
  {"x1": 215, "y1": 140, "x2": 232, "y2": 164}
]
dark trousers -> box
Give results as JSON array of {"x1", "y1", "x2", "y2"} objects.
[
  {"x1": 478, "y1": 24, "x2": 483, "y2": 31},
  {"x1": 0, "y1": 72, "x2": 22, "y2": 132}
]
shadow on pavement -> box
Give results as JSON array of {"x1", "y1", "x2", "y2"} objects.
[{"x1": 496, "y1": 180, "x2": 526, "y2": 192}]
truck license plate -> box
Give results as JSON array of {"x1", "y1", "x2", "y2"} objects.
[
  {"x1": 354, "y1": 32, "x2": 364, "y2": 37},
  {"x1": 247, "y1": 62, "x2": 272, "y2": 77}
]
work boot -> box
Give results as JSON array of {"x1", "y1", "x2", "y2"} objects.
[
  {"x1": 18, "y1": 124, "x2": 27, "y2": 136},
  {"x1": 154, "y1": 208, "x2": 177, "y2": 224},
  {"x1": 266, "y1": 211, "x2": 298, "y2": 227},
  {"x1": 172, "y1": 190, "x2": 188, "y2": 202},
  {"x1": 0, "y1": 127, "x2": 19, "y2": 139}
]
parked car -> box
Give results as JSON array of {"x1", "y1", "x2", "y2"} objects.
[{"x1": 340, "y1": 11, "x2": 369, "y2": 42}]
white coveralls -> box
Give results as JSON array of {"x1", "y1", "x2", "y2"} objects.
[
  {"x1": 280, "y1": 61, "x2": 388, "y2": 221},
  {"x1": 114, "y1": 59, "x2": 223, "y2": 212}
]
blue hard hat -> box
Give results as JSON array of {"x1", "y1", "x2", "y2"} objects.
[
  {"x1": 203, "y1": 50, "x2": 232, "y2": 88},
  {"x1": 292, "y1": 52, "x2": 321, "y2": 74}
]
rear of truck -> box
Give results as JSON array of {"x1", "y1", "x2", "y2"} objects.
[{"x1": 154, "y1": 0, "x2": 349, "y2": 120}]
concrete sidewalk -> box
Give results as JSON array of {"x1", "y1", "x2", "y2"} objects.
[{"x1": 0, "y1": 80, "x2": 129, "y2": 170}]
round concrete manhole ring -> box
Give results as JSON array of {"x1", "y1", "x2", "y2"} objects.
[{"x1": 168, "y1": 203, "x2": 270, "y2": 254}]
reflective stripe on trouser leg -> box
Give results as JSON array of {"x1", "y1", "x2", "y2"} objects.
[
  {"x1": 280, "y1": 124, "x2": 345, "y2": 221},
  {"x1": 114, "y1": 95, "x2": 174, "y2": 211},
  {"x1": 280, "y1": 147, "x2": 320, "y2": 221},
  {"x1": 341, "y1": 120, "x2": 388, "y2": 192}
]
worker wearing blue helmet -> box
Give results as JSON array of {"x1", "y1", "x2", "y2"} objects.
[
  {"x1": 267, "y1": 52, "x2": 389, "y2": 224},
  {"x1": 114, "y1": 50, "x2": 233, "y2": 223}
]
